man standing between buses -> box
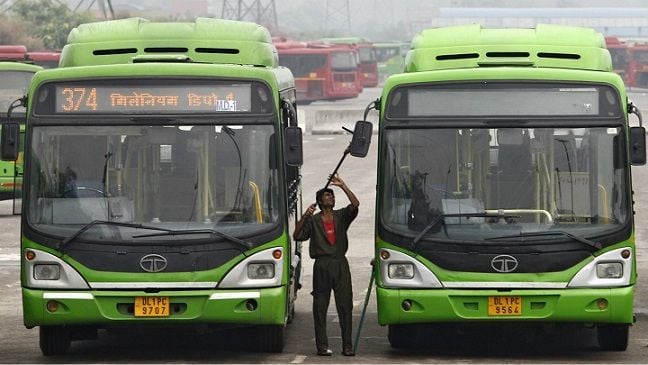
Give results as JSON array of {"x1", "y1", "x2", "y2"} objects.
[{"x1": 293, "y1": 174, "x2": 359, "y2": 356}]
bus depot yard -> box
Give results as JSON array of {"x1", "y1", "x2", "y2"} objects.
[{"x1": 1, "y1": 17, "x2": 648, "y2": 363}]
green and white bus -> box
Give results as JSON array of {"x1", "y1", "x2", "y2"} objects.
[
  {"x1": 0, "y1": 61, "x2": 42, "y2": 200},
  {"x1": 374, "y1": 24, "x2": 645, "y2": 351},
  {"x1": 374, "y1": 41, "x2": 406, "y2": 85},
  {"x1": 2, "y1": 17, "x2": 305, "y2": 355}
]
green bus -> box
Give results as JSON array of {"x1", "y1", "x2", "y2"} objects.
[
  {"x1": 0, "y1": 61, "x2": 42, "y2": 200},
  {"x1": 2, "y1": 17, "x2": 305, "y2": 355},
  {"x1": 374, "y1": 24, "x2": 645, "y2": 351},
  {"x1": 373, "y1": 41, "x2": 406, "y2": 85}
]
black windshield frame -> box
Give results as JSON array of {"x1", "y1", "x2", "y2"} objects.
[{"x1": 377, "y1": 82, "x2": 632, "y2": 252}]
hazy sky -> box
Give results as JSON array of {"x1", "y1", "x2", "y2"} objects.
[{"x1": 78, "y1": 0, "x2": 648, "y2": 41}]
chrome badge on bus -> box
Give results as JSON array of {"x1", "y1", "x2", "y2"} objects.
[
  {"x1": 139, "y1": 254, "x2": 168, "y2": 273},
  {"x1": 491, "y1": 255, "x2": 518, "y2": 273}
]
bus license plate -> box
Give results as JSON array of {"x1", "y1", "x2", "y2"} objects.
[
  {"x1": 134, "y1": 296, "x2": 170, "y2": 317},
  {"x1": 488, "y1": 296, "x2": 522, "y2": 316}
]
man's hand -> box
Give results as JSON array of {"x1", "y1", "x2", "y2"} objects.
[
  {"x1": 303, "y1": 203, "x2": 317, "y2": 218},
  {"x1": 329, "y1": 174, "x2": 346, "y2": 188},
  {"x1": 329, "y1": 173, "x2": 359, "y2": 209}
]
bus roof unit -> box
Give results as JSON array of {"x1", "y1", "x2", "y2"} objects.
[
  {"x1": 60, "y1": 17, "x2": 278, "y2": 68},
  {"x1": 406, "y1": 24, "x2": 611, "y2": 73}
]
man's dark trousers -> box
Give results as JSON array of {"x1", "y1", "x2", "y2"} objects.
[{"x1": 312, "y1": 256, "x2": 353, "y2": 351}]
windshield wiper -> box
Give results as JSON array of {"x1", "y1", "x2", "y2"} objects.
[
  {"x1": 409, "y1": 212, "x2": 519, "y2": 250},
  {"x1": 132, "y1": 229, "x2": 253, "y2": 250},
  {"x1": 60, "y1": 220, "x2": 173, "y2": 252},
  {"x1": 485, "y1": 230, "x2": 602, "y2": 250}
]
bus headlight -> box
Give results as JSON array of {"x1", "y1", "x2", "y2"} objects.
[
  {"x1": 388, "y1": 263, "x2": 414, "y2": 279},
  {"x1": 248, "y1": 263, "x2": 275, "y2": 279},
  {"x1": 34, "y1": 264, "x2": 61, "y2": 280},
  {"x1": 23, "y1": 249, "x2": 89, "y2": 289},
  {"x1": 568, "y1": 247, "x2": 631, "y2": 288},
  {"x1": 596, "y1": 262, "x2": 623, "y2": 279},
  {"x1": 219, "y1": 247, "x2": 284, "y2": 288},
  {"x1": 379, "y1": 248, "x2": 442, "y2": 288}
]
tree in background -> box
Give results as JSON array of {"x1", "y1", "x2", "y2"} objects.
[
  {"x1": 11, "y1": 0, "x2": 95, "y2": 50},
  {"x1": 0, "y1": 14, "x2": 45, "y2": 50}
]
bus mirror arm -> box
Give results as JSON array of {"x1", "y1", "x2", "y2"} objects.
[
  {"x1": 629, "y1": 102, "x2": 646, "y2": 165},
  {"x1": 323, "y1": 100, "x2": 379, "y2": 188},
  {"x1": 281, "y1": 98, "x2": 298, "y2": 128},
  {"x1": 347, "y1": 99, "x2": 379, "y2": 158},
  {"x1": 628, "y1": 102, "x2": 643, "y2": 128},
  {"x1": 6, "y1": 96, "x2": 27, "y2": 122}
]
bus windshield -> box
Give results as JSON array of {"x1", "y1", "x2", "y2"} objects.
[
  {"x1": 0, "y1": 71, "x2": 35, "y2": 112},
  {"x1": 375, "y1": 46, "x2": 400, "y2": 62},
  {"x1": 633, "y1": 50, "x2": 648, "y2": 63},
  {"x1": 358, "y1": 47, "x2": 376, "y2": 63},
  {"x1": 380, "y1": 126, "x2": 629, "y2": 244},
  {"x1": 331, "y1": 51, "x2": 357, "y2": 70},
  {"x1": 27, "y1": 122, "x2": 280, "y2": 244},
  {"x1": 278, "y1": 54, "x2": 326, "y2": 77}
]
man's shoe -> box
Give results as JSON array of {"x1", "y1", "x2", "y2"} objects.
[
  {"x1": 317, "y1": 349, "x2": 333, "y2": 356},
  {"x1": 342, "y1": 348, "x2": 355, "y2": 356}
]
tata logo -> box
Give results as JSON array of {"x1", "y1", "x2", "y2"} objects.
[
  {"x1": 490, "y1": 255, "x2": 518, "y2": 273},
  {"x1": 139, "y1": 254, "x2": 168, "y2": 273}
]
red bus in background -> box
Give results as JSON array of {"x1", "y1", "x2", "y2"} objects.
[
  {"x1": 272, "y1": 37, "x2": 306, "y2": 49},
  {"x1": 275, "y1": 40, "x2": 360, "y2": 103},
  {"x1": 605, "y1": 37, "x2": 629, "y2": 84},
  {"x1": 26, "y1": 51, "x2": 60, "y2": 68},
  {"x1": 309, "y1": 41, "x2": 364, "y2": 93},
  {"x1": 0, "y1": 46, "x2": 60, "y2": 68},
  {"x1": 320, "y1": 37, "x2": 379, "y2": 87},
  {"x1": 627, "y1": 42, "x2": 648, "y2": 88},
  {"x1": 0, "y1": 45, "x2": 28, "y2": 60}
]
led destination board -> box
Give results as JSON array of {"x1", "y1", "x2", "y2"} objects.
[{"x1": 52, "y1": 83, "x2": 253, "y2": 114}]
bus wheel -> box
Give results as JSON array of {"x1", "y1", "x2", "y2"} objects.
[
  {"x1": 597, "y1": 324, "x2": 629, "y2": 351},
  {"x1": 40, "y1": 326, "x2": 71, "y2": 356},
  {"x1": 388, "y1": 324, "x2": 411, "y2": 349},
  {"x1": 258, "y1": 325, "x2": 284, "y2": 353}
]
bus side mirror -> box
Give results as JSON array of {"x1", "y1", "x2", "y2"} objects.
[
  {"x1": 1, "y1": 122, "x2": 20, "y2": 161},
  {"x1": 349, "y1": 121, "x2": 373, "y2": 157},
  {"x1": 285, "y1": 126, "x2": 303, "y2": 166},
  {"x1": 630, "y1": 126, "x2": 646, "y2": 166}
]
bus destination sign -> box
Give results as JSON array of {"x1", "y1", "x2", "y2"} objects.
[{"x1": 54, "y1": 84, "x2": 252, "y2": 114}]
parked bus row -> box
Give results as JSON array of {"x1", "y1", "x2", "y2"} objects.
[
  {"x1": 605, "y1": 36, "x2": 648, "y2": 88},
  {"x1": 272, "y1": 37, "x2": 408, "y2": 103},
  {"x1": 0, "y1": 18, "x2": 643, "y2": 356}
]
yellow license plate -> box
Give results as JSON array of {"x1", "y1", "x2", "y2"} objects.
[
  {"x1": 134, "y1": 296, "x2": 170, "y2": 317},
  {"x1": 488, "y1": 296, "x2": 522, "y2": 316}
]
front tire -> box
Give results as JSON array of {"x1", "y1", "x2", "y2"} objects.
[
  {"x1": 258, "y1": 325, "x2": 284, "y2": 353},
  {"x1": 597, "y1": 324, "x2": 629, "y2": 351},
  {"x1": 388, "y1": 324, "x2": 411, "y2": 349},
  {"x1": 39, "y1": 326, "x2": 71, "y2": 356}
]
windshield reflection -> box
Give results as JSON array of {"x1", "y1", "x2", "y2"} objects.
[{"x1": 380, "y1": 127, "x2": 629, "y2": 243}]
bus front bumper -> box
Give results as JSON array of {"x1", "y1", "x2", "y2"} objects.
[
  {"x1": 23, "y1": 286, "x2": 287, "y2": 328},
  {"x1": 376, "y1": 286, "x2": 634, "y2": 326}
]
